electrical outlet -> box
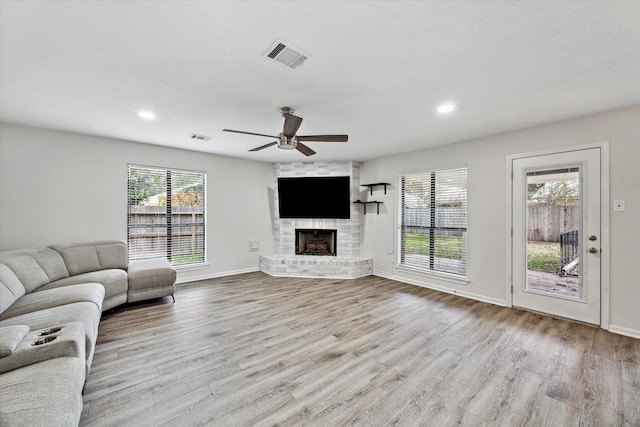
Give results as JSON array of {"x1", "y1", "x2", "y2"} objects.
[
  {"x1": 249, "y1": 239, "x2": 260, "y2": 251},
  {"x1": 613, "y1": 200, "x2": 625, "y2": 212}
]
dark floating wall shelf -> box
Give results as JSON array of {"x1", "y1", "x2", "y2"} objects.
[
  {"x1": 361, "y1": 182, "x2": 391, "y2": 195},
  {"x1": 353, "y1": 201, "x2": 383, "y2": 215},
  {"x1": 356, "y1": 182, "x2": 390, "y2": 214}
]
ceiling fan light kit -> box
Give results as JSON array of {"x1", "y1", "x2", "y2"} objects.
[
  {"x1": 278, "y1": 134, "x2": 296, "y2": 150},
  {"x1": 222, "y1": 107, "x2": 348, "y2": 157}
]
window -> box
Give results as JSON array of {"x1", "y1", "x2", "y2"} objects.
[
  {"x1": 127, "y1": 165, "x2": 206, "y2": 266},
  {"x1": 399, "y1": 167, "x2": 467, "y2": 276}
]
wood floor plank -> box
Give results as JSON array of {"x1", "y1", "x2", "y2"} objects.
[
  {"x1": 620, "y1": 334, "x2": 640, "y2": 426},
  {"x1": 79, "y1": 272, "x2": 639, "y2": 426},
  {"x1": 527, "y1": 394, "x2": 580, "y2": 426}
]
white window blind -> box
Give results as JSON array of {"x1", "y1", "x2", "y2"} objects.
[
  {"x1": 400, "y1": 167, "x2": 467, "y2": 276},
  {"x1": 127, "y1": 165, "x2": 206, "y2": 266}
]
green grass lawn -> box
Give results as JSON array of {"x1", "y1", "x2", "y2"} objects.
[
  {"x1": 404, "y1": 235, "x2": 560, "y2": 273},
  {"x1": 527, "y1": 241, "x2": 560, "y2": 273},
  {"x1": 171, "y1": 253, "x2": 204, "y2": 265},
  {"x1": 404, "y1": 234, "x2": 464, "y2": 260}
]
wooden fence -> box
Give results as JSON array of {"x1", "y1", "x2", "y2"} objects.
[
  {"x1": 404, "y1": 205, "x2": 578, "y2": 243},
  {"x1": 527, "y1": 205, "x2": 579, "y2": 242},
  {"x1": 128, "y1": 206, "x2": 204, "y2": 259},
  {"x1": 402, "y1": 207, "x2": 467, "y2": 239}
]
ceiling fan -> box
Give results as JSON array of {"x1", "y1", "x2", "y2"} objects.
[{"x1": 222, "y1": 107, "x2": 348, "y2": 156}]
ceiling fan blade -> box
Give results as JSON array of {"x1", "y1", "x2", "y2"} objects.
[
  {"x1": 296, "y1": 134, "x2": 348, "y2": 142},
  {"x1": 223, "y1": 129, "x2": 278, "y2": 139},
  {"x1": 295, "y1": 142, "x2": 316, "y2": 156},
  {"x1": 249, "y1": 141, "x2": 278, "y2": 152},
  {"x1": 283, "y1": 114, "x2": 303, "y2": 138}
]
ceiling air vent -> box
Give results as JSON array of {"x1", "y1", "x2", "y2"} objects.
[
  {"x1": 265, "y1": 41, "x2": 309, "y2": 70},
  {"x1": 190, "y1": 133, "x2": 212, "y2": 142}
]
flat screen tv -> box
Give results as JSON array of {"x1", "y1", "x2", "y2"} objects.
[{"x1": 278, "y1": 176, "x2": 351, "y2": 219}]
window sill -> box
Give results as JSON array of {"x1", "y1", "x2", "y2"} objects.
[
  {"x1": 397, "y1": 264, "x2": 470, "y2": 286},
  {"x1": 174, "y1": 262, "x2": 210, "y2": 272}
]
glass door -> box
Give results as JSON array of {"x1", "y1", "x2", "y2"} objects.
[{"x1": 512, "y1": 148, "x2": 601, "y2": 324}]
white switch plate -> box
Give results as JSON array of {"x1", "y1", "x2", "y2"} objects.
[
  {"x1": 249, "y1": 239, "x2": 260, "y2": 251},
  {"x1": 613, "y1": 200, "x2": 625, "y2": 212}
]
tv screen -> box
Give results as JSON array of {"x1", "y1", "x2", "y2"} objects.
[{"x1": 278, "y1": 176, "x2": 351, "y2": 219}]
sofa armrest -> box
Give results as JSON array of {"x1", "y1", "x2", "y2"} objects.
[
  {"x1": 0, "y1": 322, "x2": 85, "y2": 374},
  {"x1": 0, "y1": 325, "x2": 29, "y2": 357}
]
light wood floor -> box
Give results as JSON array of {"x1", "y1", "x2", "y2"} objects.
[{"x1": 80, "y1": 272, "x2": 639, "y2": 426}]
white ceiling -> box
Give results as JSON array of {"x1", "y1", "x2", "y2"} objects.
[{"x1": 1, "y1": 1, "x2": 639, "y2": 163}]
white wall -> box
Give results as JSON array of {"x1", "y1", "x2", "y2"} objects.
[
  {"x1": 360, "y1": 106, "x2": 640, "y2": 337},
  {"x1": 1, "y1": 107, "x2": 638, "y2": 335},
  {"x1": 0, "y1": 122, "x2": 275, "y2": 283}
]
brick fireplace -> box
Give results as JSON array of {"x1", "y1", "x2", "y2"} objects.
[{"x1": 259, "y1": 161, "x2": 373, "y2": 278}]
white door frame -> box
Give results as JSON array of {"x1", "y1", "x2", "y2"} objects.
[{"x1": 506, "y1": 142, "x2": 610, "y2": 328}]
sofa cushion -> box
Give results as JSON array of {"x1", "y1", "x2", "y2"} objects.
[
  {"x1": 96, "y1": 242, "x2": 128, "y2": 270},
  {"x1": 0, "y1": 264, "x2": 27, "y2": 315},
  {"x1": 0, "y1": 325, "x2": 29, "y2": 358},
  {"x1": 0, "y1": 248, "x2": 69, "y2": 291},
  {"x1": 0, "y1": 264, "x2": 26, "y2": 298},
  {"x1": 0, "y1": 284, "x2": 16, "y2": 316},
  {"x1": 29, "y1": 248, "x2": 70, "y2": 282},
  {"x1": 0, "y1": 356, "x2": 85, "y2": 427},
  {"x1": 0, "y1": 256, "x2": 50, "y2": 294},
  {"x1": 53, "y1": 245, "x2": 101, "y2": 276},
  {"x1": 127, "y1": 258, "x2": 176, "y2": 303},
  {"x1": 43, "y1": 269, "x2": 127, "y2": 302},
  {"x1": 0, "y1": 283, "x2": 105, "y2": 321},
  {"x1": 50, "y1": 240, "x2": 127, "y2": 276},
  {"x1": 128, "y1": 258, "x2": 176, "y2": 289}
]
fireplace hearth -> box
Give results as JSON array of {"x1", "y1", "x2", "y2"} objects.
[{"x1": 295, "y1": 229, "x2": 337, "y2": 256}]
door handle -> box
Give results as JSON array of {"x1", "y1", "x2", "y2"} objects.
[
  {"x1": 588, "y1": 247, "x2": 598, "y2": 254},
  {"x1": 588, "y1": 235, "x2": 597, "y2": 241}
]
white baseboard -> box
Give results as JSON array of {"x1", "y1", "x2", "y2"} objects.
[
  {"x1": 608, "y1": 324, "x2": 640, "y2": 339},
  {"x1": 373, "y1": 269, "x2": 507, "y2": 307},
  {"x1": 176, "y1": 267, "x2": 259, "y2": 284}
]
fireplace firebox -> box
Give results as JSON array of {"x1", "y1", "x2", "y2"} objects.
[{"x1": 295, "y1": 229, "x2": 337, "y2": 256}]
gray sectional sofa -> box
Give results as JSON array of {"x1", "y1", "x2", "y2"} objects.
[{"x1": 0, "y1": 240, "x2": 176, "y2": 426}]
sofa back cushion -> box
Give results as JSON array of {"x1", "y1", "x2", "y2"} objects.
[
  {"x1": 0, "y1": 264, "x2": 26, "y2": 314},
  {"x1": 50, "y1": 241, "x2": 127, "y2": 276},
  {"x1": 95, "y1": 242, "x2": 128, "y2": 270},
  {"x1": 0, "y1": 248, "x2": 69, "y2": 294}
]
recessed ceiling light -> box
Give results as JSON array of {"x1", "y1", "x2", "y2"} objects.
[
  {"x1": 138, "y1": 111, "x2": 156, "y2": 120},
  {"x1": 437, "y1": 103, "x2": 455, "y2": 114}
]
